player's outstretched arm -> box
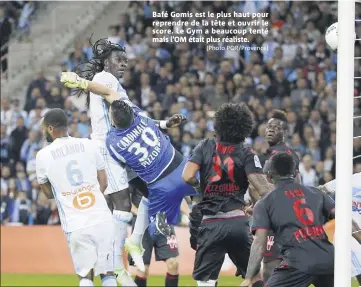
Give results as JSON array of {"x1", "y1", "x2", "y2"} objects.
[
  {"x1": 156, "y1": 114, "x2": 187, "y2": 129},
  {"x1": 60, "y1": 72, "x2": 119, "y2": 104}
]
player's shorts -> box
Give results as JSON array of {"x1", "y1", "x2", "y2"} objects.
[
  {"x1": 352, "y1": 236, "x2": 361, "y2": 277},
  {"x1": 147, "y1": 158, "x2": 199, "y2": 226},
  {"x1": 192, "y1": 212, "x2": 252, "y2": 281},
  {"x1": 266, "y1": 266, "x2": 334, "y2": 287},
  {"x1": 263, "y1": 231, "x2": 282, "y2": 263},
  {"x1": 98, "y1": 144, "x2": 128, "y2": 195},
  {"x1": 66, "y1": 221, "x2": 114, "y2": 277},
  {"x1": 129, "y1": 222, "x2": 179, "y2": 266}
]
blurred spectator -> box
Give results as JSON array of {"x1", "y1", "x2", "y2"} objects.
[
  {"x1": 300, "y1": 154, "x2": 319, "y2": 186},
  {"x1": 20, "y1": 130, "x2": 41, "y2": 163},
  {"x1": 9, "y1": 117, "x2": 28, "y2": 162}
]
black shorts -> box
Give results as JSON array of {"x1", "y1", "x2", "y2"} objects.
[
  {"x1": 263, "y1": 233, "x2": 282, "y2": 263},
  {"x1": 128, "y1": 224, "x2": 179, "y2": 266},
  {"x1": 192, "y1": 216, "x2": 253, "y2": 281},
  {"x1": 266, "y1": 266, "x2": 334, "y2": 287}
]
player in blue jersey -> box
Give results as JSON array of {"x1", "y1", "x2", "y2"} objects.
[{"x1": 61, "y1": 71, "x2": 198, "y2": 261}]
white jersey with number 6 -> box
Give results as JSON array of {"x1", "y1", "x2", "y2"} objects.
[{"x1": 36, "y1": 136, "x2": 112, "y2": 233}]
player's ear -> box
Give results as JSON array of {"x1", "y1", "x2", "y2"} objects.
[{"x1": 104, "y1": 58, "x2": 109, "y2": 70}]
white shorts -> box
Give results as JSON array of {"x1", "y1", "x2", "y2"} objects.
[
  {"x1": 99, "y1": 146, "x2": 129, "y2": 195},
  {"x1": 66, "y1": 221, "x2": 115, "y2": 277}
]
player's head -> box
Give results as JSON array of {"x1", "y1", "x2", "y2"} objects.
[
  {"x1": 267, "y1": 152, "x2": 296, "y2": 183},
  {"x1": 41, "y1": 108, "x2": 68, "y2": 142},
  {"x1": 75, "y1": 37, "x2": 127, "y2": 107},
  {"x1": 90, "y1": 37, "x2": 127, "y2": 79},
  {"x1": 214, "y1": 103, "x2": 254, "y2": 144},
  {"x1": 109, "y1": 100, "x2": 134, "y2": 129},
  {"x1": 265, "y1": 110, "x2": 288, "y2": 146}
]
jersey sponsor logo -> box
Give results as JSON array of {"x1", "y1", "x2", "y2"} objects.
[
  {"x1": 61, "y1": 184, "x2": 95, "y2": 197},
  {"x1": 167, "y1": 235, "x2": 178, "y2": 250},
  {"x1": 266, "y1": 235, "x2": 274, "y2": 251},
  {"x1": 294, "y1": 225, "x2": 326, "y2": 243},
  {"x1": 204, "y1": 182, "x2": 240, "y2": 195},
  {"x1": 254, "y1": 155, "x2": 262, "y2": 169}
]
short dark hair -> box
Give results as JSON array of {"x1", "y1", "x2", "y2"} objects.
[
  {"x1": 43, "y1": 108, "x2": 68, "y2": 128},
  {"x1": 111, "y1": 100, "x2": 134, "y2": 129},
  {"x1": 214, "y1": 103, "x2": 254, "y2": 144},
  {"x1": 269, "y1": 152, "x2": 295, "y2": 177},
  {"x1": 271, "y1": 110, "x2": 288, "y2": 123}
]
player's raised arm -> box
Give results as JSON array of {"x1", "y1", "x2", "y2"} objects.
[{"x1": 61, "y1": 72, "x2": 119, "y2": 104}]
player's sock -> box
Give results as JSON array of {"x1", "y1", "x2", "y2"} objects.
[
  {"x1": 101, "y1": 276, "x2": 117, "y2": 287},
  {"x1": 135, "y1": 275, "x2": 147, "y2": 286},
  {"x1": 165, "y1": 273, "x2": 179, "y2": 286},
  {"x1": 130, "y1": 197, "x2": 149, "y2": 244},
  {"x1": 112, "y1": 210, "x2": 133, "y2": 270},
  {"x1": 79, "y1": 278, "x2": 94, "y2": 287},
  {"x1": 252, "y1": 281, "x2": 264, "y2": 287}
]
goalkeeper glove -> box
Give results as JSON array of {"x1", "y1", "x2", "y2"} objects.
[{"x1": 60, "y1": 72, "x2": 89, "y2": 90}]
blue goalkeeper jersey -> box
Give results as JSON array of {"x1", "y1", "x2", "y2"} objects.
[{"x1": 106, "y1": 99, "x2": 175, "y2": 184}]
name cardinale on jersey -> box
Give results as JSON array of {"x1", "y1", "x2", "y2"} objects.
[{"x1": 116, "y1": 119, "x2": 151, "y2": 150}]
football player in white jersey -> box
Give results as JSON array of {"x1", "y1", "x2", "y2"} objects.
[
  {"x1": 75, "y1": 38, "x2": 185, "y2": 283},
  {"x1": 36, "y1": 109, "x2": 116, "y2": 287},
  {"x1": 321, "y1": 172, "x2": 361, "y2": 285}
]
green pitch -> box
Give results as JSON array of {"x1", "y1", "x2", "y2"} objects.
[{"x1": 1, "y1": 274, "x2": 359, "y2": 286}]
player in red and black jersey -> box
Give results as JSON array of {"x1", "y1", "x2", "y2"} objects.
[
  {"x1": 263, "y1": 110, "x2": 300, "y2": 181},
  {"x1": 241, "y1": 152, "x2": 334, "y2": 287},
  {"x1": 183, "y1": 103, "x2": 271, "y2": 287},
  {"x1": 260, "y1": 110, "x2": 301, "y2": 281}
]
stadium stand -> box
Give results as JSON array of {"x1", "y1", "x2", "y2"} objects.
[{"x1": 1, "y1": 1, "x2": 361, "y2": 226}]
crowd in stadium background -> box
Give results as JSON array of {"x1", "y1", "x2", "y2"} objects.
[{"x1": 1, "y1": 1, "x2": 361, "y2": 226}]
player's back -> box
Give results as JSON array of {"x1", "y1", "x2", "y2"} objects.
[
  {"x1": 263, "y1": 180, "x2": 334, "y2": 274},
  {"x1": 89, "y1": 71, "x2": 128, "y2": 142},
  {"x1": 36, "y1": 137, "x2": 112, "y2": 232},
  {"x1": 106, "y1": 110, "x2": 174, "y2": 184},
  {"x1": 195, "y1": 138, "x2": 261, "y2": 215}
]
